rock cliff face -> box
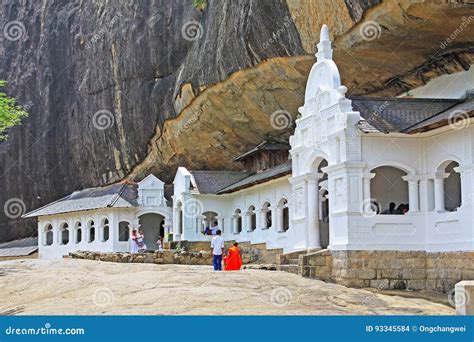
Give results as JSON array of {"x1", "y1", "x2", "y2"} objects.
[{"x1": 0, "y1": 0, "x2": 473, "y2": 241}]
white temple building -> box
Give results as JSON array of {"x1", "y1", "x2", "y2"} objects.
[{"x1": 24, "y1": 25, "x2": 474, "y2": 261}]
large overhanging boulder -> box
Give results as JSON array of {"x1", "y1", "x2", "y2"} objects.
[{"x1": 0, "y1": 0, "x2": 472, "y2": 241}]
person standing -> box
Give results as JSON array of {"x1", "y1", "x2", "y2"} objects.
[
  {"x1": 136, "y1": 227, "x2": 147, "y2": 252},
  {"x1": 131, "y1": 229, "x2": 139, "y2": 254},
  {"x1": 210, "y1": 230, "x2": 224, "y2": 271},
  {"x1": 224, "y1": 242, "x2": 242, "y2": 271}
]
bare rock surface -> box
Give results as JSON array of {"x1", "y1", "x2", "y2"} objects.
[
  {"x1": 1, "y1": 0, "x2": 472, "y2": 241},
  {"x1": 0, "y1": 259, "x2": 453, "y2": 315}
]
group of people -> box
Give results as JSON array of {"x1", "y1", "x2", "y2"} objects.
[
  {"x1": 130, "y1": 225, "x2": 164, "y2": 254},
  {"x1": 210, "y1": 230, "x2": 242, "y2": 271},
  {"x1": 380, "y1": 202, "x2": 409, "y2": 215},
  {"x1": 129, "y1": 224, "x2": 241, "y2": 271}
]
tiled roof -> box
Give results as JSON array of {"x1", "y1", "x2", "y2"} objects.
[
  {"x1": 189, "y1": 171, "x2": 251, "y2": 194},
  {"x1": 0, "y1": 237, "x2": 37, "y2": 248},
  {"x1": 0, "y1": 237, "x2": 38, "y2": 257},
  {"x1": 217, "y1": 160, "x2": 292, "y2": 194},
  {"x1": 22, "y1": 182, "x2": 139, "y2": 218},
  {"x1": 0, "y1": 246, "x2": 38, "y2": 257},
  {"x1": 351, "y1": 97, "x2": 464, "y2": 133},
  {"x1": 402, "y1": 97, "x2": 474, "y2": 133},
  {"x1": 233, "y1": 140, "x2": 290, "y2": 161}
]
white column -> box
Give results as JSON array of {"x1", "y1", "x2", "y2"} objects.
[
  {"x1": 403, "y1": 176, "x2": 420, "y2": 213},
  {"x1": 174, "y1": 209, "x2": 182, "y2": 240},
  {"x1": 246, "y1": 212, "x2": 253, "y2": 232},
  {"x1": 97, "y1": 223, "x2": 103, "y2": 242},
  {"x1": 362, "y1": 173, "x2": 376, "y2": 214},
  {"x1": 68, "y1": 226, "x2": 73, "y2": 245},
  {"x1": 419, "y1": 178, "x2": 429, "y2": 212},
  {"x1": 454, "y1": 166, "x2": 472, "y2": 208},
  {"x1": 307, "y1": 174, "x2": 322, "y2": 249},
  {"x1": 38, "y1": 224, "x2": 43, "y2": 247},
  {"x1": 434, "y1": 173, "x2": 449, "y2": 212},
  {"x1": 233, "y1": 215, "x2": 239, "y2": 234},
  {"x1": 201, "y1": 216, "x2": 207, "y2": 233},
  {"x1": 260, "y1": 208, "x2": 268, "y2": 229},
  {"x1": 270, "y1": 206, "x2": 277, "y2": 230},
  {"x1": 277, "y1": 206, "x2": 284, "y2": 232},
  {"x1": 53, "y1": 225, "x2": 59, "y2": 245},
  {"x1": 217, "y1": 217, "x2": 225, "y2": 233},
  {"x1": 163, "y1": 219, "x2": 172, "y2": 242}
]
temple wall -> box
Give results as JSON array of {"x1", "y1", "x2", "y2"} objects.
[
  {"x1": 179, "y1": 177, "x2": 296, "y2": 252},
  {"x1": 302, "y1": 250, "x2": 474, "y2": 293}
]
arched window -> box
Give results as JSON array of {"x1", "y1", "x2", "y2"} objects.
[
  {"x1": 262, "y1": 202, "x2": 272, "y2": 229},
  {"x1": 371, "y1": 166, "x2": 409, "y2": 215},
  {"x1": 88, "y1": 220, "x2": 95, "y2": 243},
  {"x1": 202, "y1": 211, "x2": 218, "y2": 234},
  {"x1": 233, "y1": 209, "x2": 242, "y2": 234},
  {"x1": 442, "y1": 161, "x2": 461, "y2": 211},
  {"x1": 59, "y1": 222, "x2": 69, "y2": 245},
  {"x1": 74, "y1": 221, "x2": 82, "y2": 244},
  {"x1": 118, "y1": 221, "x2": 130, "y2": 241},
  {"x1": 277, "y1": 198, "x2": 289, "y2": 232},
  {"x1": 44, "y1": 224, "x2": 53, "y2": 246},
  {"x1": 101, "y1": 218, "x2": 110, "y2": 242},
  {"x1": 247, "y1": 205, "x2": 256, "y2": 231}
]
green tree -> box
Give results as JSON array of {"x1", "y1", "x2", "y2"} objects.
[
  {"x1": 0, "y1": 80, "x2": 28, "y2": 141},
  {"x1": 192, "y1": 0, "x2": 207, "y2": 11}
]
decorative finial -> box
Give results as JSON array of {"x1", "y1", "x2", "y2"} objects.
[
  {"x1": 320, "y1": 24, "x2": 329, "y2": 42},
  {"x1": 316, "y1": 24, "x2": 333, "y2": 61}
]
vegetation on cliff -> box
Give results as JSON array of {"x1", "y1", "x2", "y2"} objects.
[{"x1": 0, "y1": 81, "x2": 28, "y2": 141}]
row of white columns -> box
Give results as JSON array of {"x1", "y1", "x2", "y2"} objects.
[
  {"x1": 361, "y1": 169, "x2": 469, "y2": 213},
  {"x1": 44, "y1": 222, "x2": 108, "y2": 246},
  {"x1": 190, "y1": 208, "x2": 289, "y2": 235}
]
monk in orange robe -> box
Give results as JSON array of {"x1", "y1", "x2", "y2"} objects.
[{"x1": 224, "y1": 242, "x2": 242, "y2": 271}]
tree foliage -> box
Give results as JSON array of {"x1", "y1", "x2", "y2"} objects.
[
  {"x1": 0, "y1": 80, "x2": 28, "y2": 141},
  {"x1": 192, "y1": 0, "x2": 208, "y2": 11}
]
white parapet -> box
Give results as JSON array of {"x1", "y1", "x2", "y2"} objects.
[{"x1": 454, "y1": 281, "x2": 474, "y2": 315}]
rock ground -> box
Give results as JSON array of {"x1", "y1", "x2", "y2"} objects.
[{"x1": 0, "y1": 259, "x2": 453, "y2": 315}]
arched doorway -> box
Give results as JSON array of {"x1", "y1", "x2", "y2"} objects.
[
  {"x1": 138, "y1": 213, "x2": 165, "y2": 251},
  {"x1": 309, "y1": 157, "x2": 329, "y2": 249}
]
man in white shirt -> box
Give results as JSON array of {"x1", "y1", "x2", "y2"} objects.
[{"x1": 210, "y1": 230, "x2": 224, "y2": 271}]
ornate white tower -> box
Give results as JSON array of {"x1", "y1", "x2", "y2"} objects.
[{"x1": 289, "y1": 25, "x2": 363, "y2": 251}]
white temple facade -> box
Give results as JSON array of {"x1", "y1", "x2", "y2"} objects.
[{"x1": 24, "y1": 25, "x2": 474, "y2": 259}]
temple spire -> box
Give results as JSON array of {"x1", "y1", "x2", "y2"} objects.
[{"x1": 316, "y1": 24, "x2": 333, "y2": 61}]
